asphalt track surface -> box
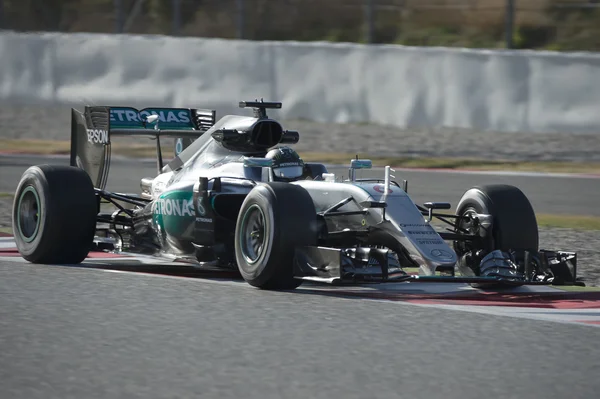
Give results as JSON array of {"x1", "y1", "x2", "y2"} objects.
[
  {"x1": 1, "y1": 154, "x2": 599, "y2": 216},
  {"x1": 1, "y1": 259, "x2": 600, "y2": 399}
]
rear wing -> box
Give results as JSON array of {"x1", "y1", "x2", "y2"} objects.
[{"x1": 70, "y1": 106, "x2": 216, "y2": 189}]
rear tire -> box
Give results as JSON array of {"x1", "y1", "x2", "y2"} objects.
[
  {"x1": 234, "y1": 182, "x2": 317, "y2": 290},
  {"x1": 12, "y1": 165, "x2": 98, "y2": 264}
]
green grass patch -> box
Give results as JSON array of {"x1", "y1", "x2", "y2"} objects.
[
  {"x1": 0, "y1": 139, "x2": 170, "y2": 159},
  {"x1": 536, "y1": 214, "x2": 600, "y2": 231},
  {"x1": 434, "y1": 213, "x2": 600, "y2": 231},
  {"x1": 2, "y1": 139, "x2": 600, "y2": 175},
  {"x1": 0, "y1": 139, "x2": 71, "y2": 155}
]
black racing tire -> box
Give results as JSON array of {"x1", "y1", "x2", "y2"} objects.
[
  {"x1": 234, "y1": 182, "x2": 317, "y2": 290},
  {"x1": 454, "y1": 184, "x2": 538, "y2": 257},
  {"x1": 12, "y1": 165, "x2": 98, "y2": 264}
]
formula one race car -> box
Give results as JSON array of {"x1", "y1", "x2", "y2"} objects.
[{"x1": 11, "y1": 100, "x2": 580, "y2": 289}]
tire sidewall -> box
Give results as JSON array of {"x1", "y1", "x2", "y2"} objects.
[
  {"x1": 455, "y1": 185, "x2": 538, "y2": 254},
  {"x1": 12, "y1": 167, "x2": 51, "y2": 260},
  {"x1": 234, "y1": 182, "x2": 317, "y2": 289},
  {"x1": 12, "y1": 165, "x2": 98, "y2": 264},
  {"x1": 235, "y1": 186, "x2": 278, "y2": 284}
]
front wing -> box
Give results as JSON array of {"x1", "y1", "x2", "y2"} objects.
[{"x1": 293, "y1": 246, "x2": 580, "y2": 286}]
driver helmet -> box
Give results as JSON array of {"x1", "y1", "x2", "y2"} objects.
[{"x1": 265, "y1": 146, "x2": 305, "y2": 181}]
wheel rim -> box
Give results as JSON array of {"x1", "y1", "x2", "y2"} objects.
[
  {"x1": 239, "y1": 204, "x2": 267, "y2": 264},
  {"x1": 17, "y1": 186, "x2": 41, "y2": 243},
  {"x1": 455, "y1": 207, "x2": 478, "y2": 256}
]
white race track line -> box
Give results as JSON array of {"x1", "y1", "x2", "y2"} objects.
[
  {"x1": 411, "y1": 303, "x2": 600, "y2": 327},
  {"x1": 0, "y1": 237, "x2": 16, "y2": 249}
]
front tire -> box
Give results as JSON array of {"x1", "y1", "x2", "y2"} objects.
[
  {"x1": 453, "y1": 184, "x2": 538, "y2": 280},
  {"x1": 455, "y1": 184, "x2": 538, "y2": 254},
  {"x1": 12, "y1": 165, "x2": 98, "y2": 264},
  {"x1": 234, "y1": 182, "x2": 317, "y2": 290}
]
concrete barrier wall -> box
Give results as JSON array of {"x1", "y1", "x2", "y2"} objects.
[{"x1": 1, "y1": 31, "x2": 599, "y2": 134}]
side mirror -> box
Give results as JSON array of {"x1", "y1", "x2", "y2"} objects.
[
  {"x1": 349, "y1": 158, "x2": 372, "y2": 181},
  {"x1": 350, "y1": 159, "x2": 372, "y2": 170}
]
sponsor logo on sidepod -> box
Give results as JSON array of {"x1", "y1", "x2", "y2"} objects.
[
  {"x1": 196, "y1": 196, "x2": 206, "y2": 216},
  {"x1": 152, "y1": 198, "x2": 195, "y2": 217},
  {"x1": 86, "y1": 129, "x2": 109, "y2": 144},
  {"x1": 152, "y1": 194, "x2": 195, "y2": 237},
  {"x1": 195, "y1": 197, "x2": 212, "y2": 223},
  {"x1": 152, "y1": 192, "x2": 214, "y2": 236}
]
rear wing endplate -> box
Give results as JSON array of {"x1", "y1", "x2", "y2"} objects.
[{"x1": 70, "y1": 106, "x2": 216, "y2": 189}]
